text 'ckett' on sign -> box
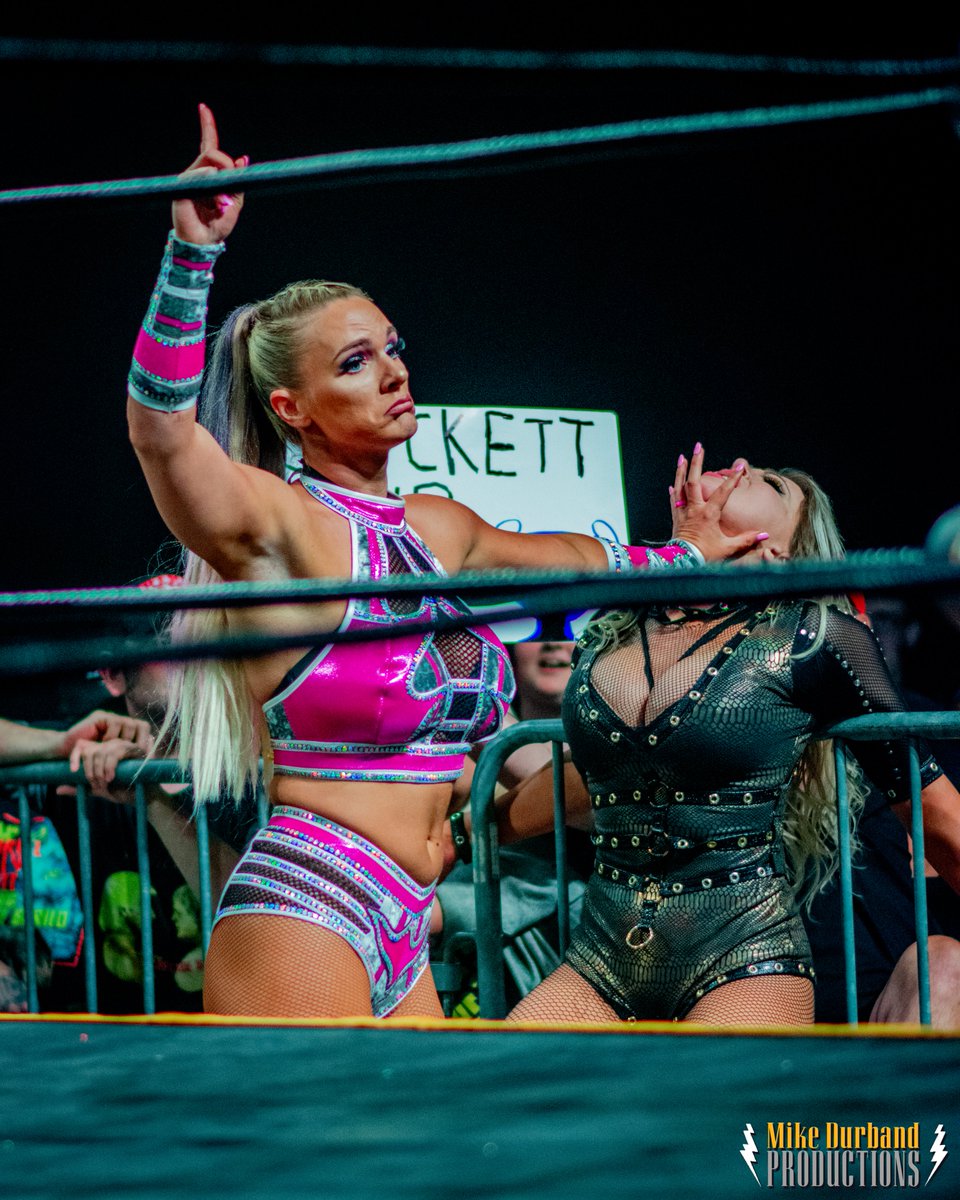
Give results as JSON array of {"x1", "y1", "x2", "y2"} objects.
[
  {"x1": 389, "y1": 405, "x2": 630, "y2": 641},
  {"x1": 389, "y1": 405, "x2": 629, "y2": 542}
]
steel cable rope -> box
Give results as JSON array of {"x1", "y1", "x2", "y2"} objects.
[
  {"x1": 1, "y1": 38, "x2": 959, "y2": 77},
  {"x1": 1, "y1": 88, "x2": 957, "y2": 207},
  {"x1": 1, "y1": 549, "x2": 960, "y2": 616},
  {"x1": 0, "y1": 550, "x2": 958, "y2": 678}
]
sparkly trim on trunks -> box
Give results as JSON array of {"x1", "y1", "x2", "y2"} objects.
[{"x1": 213, "y1": 806, "x2": 436, "y2": 1016}]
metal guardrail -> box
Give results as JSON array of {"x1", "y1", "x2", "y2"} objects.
[
  {"x1": 0, "y1": 759, "x2": 269, "y2": 1015},
  {"x1": 470, "y1": 712, "x2": 960, "y2": 1023},
  {"x1": 2, "y1": 711, "x2": 957, "y2": 1023}
]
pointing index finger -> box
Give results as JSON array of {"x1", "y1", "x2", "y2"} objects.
[{"x1": 198, "y1": 102, "x2": 220, "y2": 155}]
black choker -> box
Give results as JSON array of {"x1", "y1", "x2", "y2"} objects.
[{"x1": 648, "y1": 602, "x2": 736, "y2": 625}]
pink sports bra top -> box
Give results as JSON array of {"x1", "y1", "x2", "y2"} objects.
[{"x1": 263, "y1": 475, "x2": 516, "y2": 784}]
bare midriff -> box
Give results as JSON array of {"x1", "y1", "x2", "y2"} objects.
[{"x1": 270, "y1": 773, "x2": 453, "y2": 887}]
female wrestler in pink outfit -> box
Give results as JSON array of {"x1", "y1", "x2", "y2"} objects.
[{"x1": 126, "y1": 106, "x2": 770, "y2": 1019}]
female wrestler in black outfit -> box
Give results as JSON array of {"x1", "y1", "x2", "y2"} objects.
[{"x1": 455, "y1": 461, "x2": 960, "y2": 1025}]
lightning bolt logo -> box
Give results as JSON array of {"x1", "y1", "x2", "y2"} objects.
[
  {"x1": 741, "y1": 1123, "x2": 761, "y2": 1186},
  {"x1": 927, "y1": 1124, "x2": 947, "y2": 1185}
]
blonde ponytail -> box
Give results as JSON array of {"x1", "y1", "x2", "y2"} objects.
[{"x1": 161, "y1": 280, "x2": 370, "y2": 803}]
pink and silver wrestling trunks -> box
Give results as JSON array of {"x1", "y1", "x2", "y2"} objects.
[{"x1": 213, "y1": 806, "x2": 435, "y2": 1016}]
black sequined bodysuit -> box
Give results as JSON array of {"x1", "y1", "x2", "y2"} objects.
[{"x1": 562, "y1": 599, "x2": 942, "y2": 1020}]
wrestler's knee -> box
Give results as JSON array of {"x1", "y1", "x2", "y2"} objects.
[{"x1": 869, "y1": 936, "x2": 960, "y2": 1027}]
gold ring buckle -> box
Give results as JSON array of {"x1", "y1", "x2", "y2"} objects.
[{"x1": 625, "y1": 924, "x2": 654, "y2": 950}]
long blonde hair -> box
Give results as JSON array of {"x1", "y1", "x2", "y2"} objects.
[
  {"x1": 593, "y1": 466, "x2": 865, "y2": 908},
  {"x1": 776, "y1": 468, "x2": 866, "y2": 908},
  {"x1": 158, "y1": 280, "x2": 370, "y2": 804}
]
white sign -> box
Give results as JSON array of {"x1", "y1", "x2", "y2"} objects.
[
  {"x1": 390, "y1": 405, "x2": 629, "y2": 641},
  {"x1": 389, "y1": 404, "x2": 629, "y2": 541}
]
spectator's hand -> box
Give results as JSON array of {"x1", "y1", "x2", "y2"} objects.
[
  {"x1": 59, "y1": 737, "x2": 146, "y2": 800},
  {"x1": 0, "y1": 967, "x2": 27, "y2": 1014},
  {"x1": 173, "y1": 103, "x2": 247, "y2": 246},
  {"x1": 59, "y1": 710, "x2": 154, "y2": 759},
  {"x1": 670, "y1": 444, "x2": 769, "y2": 561}
]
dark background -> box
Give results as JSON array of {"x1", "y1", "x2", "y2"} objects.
[{"x1": 1, "y1": 26, "x2": 958, "y2": 594}]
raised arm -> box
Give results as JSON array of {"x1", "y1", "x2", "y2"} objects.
[
  {"x1": 126, "y1": 104, "x2": 289, "y2": 577},
  {"x1": 409, "y1": 445, "x2": 768, "y2": 575}
]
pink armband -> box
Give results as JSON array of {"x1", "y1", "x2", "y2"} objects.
[
  {"x1": 128, "y1": 231, "x2": 226, "y2": 412},
  {"x1": 597, "y1": 538, "x2": 705, "y2": 572}
]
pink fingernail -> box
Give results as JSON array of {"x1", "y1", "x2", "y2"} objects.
[
  {"x1": 693, "y1": 442, "x2": 702, "y2": 456},
  {"x1": 756, "y1": 532, "x2": 770, "y2": 542},
  {"x1": 678, "y1": 454, "x2": 685, "y2": 467}
]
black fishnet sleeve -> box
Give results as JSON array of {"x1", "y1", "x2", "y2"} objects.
[{"x1": 791, "y1": 602, "x2": 943, "y2": 804}]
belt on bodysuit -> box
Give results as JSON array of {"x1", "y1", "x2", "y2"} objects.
[
  {"x1": 588, "y1": 785, "x2": 782, "y2": 810},
  {"x1": 593, "y1": 855, "x2": 780, "y2": 894},
  {"x1": 590, "y1": 828, "x2": 775, "y2": 856}
]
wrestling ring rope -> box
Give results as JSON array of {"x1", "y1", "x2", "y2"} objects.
[
  {"x1": 1, "y1": 534, "x2": 959, "y2": 677},
  {"x1": 1, "y1": 87, "x2": 957, "y2": 207},
  {"x1": 3, "y1": 38, "x2": 960, "y2": 75}
]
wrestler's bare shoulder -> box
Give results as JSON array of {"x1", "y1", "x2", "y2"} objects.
[
  {"x1": 404, "y1": 492, "x2": 480, "y2": 572},
  {"x1": 403, "y1": 491, "x2": 476, "y2": 521}
]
